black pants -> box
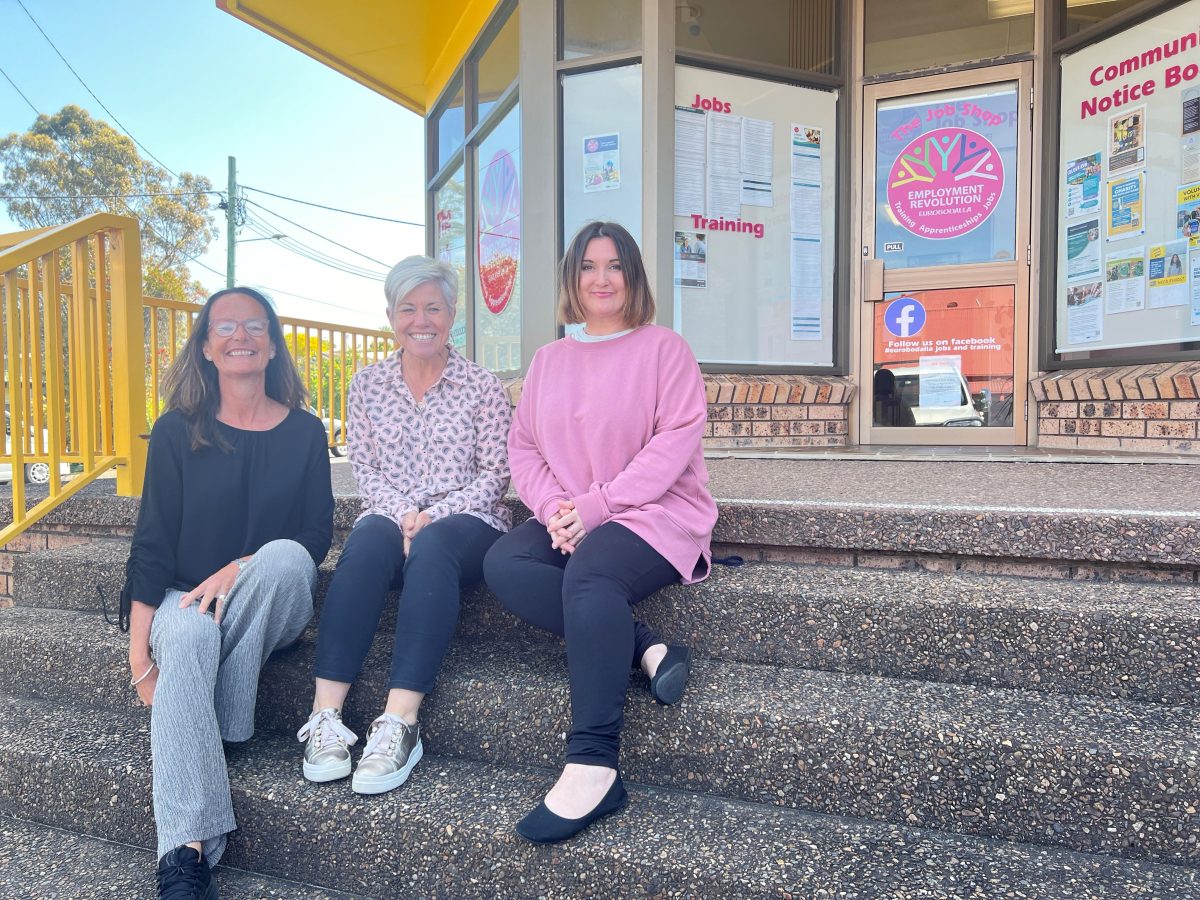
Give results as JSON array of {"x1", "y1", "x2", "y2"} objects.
[
  {"x1": 483, "y1": 519, "x2": 679, "y2": 768},
  {"x1": 314, "y1": 513, "x2": 502, "y2": 693}
]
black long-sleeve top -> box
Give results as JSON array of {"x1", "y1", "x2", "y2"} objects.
[{"x1": 121, "y1": 408, "x2": 334, "y2": 613}]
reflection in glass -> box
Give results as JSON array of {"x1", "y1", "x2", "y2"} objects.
[
  {"x1": 873, "y1": 287, "x2": 1015, "y2": 427},
  {"x1": 875, "y1": 84, "x2": 1018, "y2": 270},
  {"x1": 478, "y1": 12, "x2": 519, "y2": 122},
  {"x1": 435, "y1": 167, "x2": 468, "y2": 352},
  {"x1": 561, "y1": 0, "x2": 640, "y2": 59},
  {"x1": 864, "y1": 0, "x2": 1032, "y2": 76},
  {"x1": 675, "y1": 0, "x2": 836, "y2": 75},
  {"x1": 475, "y1": 104, "x2": 522, "y2": 373},
  {"x1": 435, "y1": 79, "x2": 465, "y2": 172},
  {"x1": 1061, "y1": 0, "x2": 1147, "y2": 39}
]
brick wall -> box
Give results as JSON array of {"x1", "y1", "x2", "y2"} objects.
[
  {"x1": 0, "y1": 523, "x2": 131, "y2": 608},
  {"x1": 703, "y1": 375, "x2": 855, "y2": 449},
  {"x1": 1032, "y1": 362, "x2": 1200, "y2": 454}
]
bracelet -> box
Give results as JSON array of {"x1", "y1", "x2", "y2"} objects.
[{"x1": 130, "y1": 662, "x2": 157, "y2": 687}]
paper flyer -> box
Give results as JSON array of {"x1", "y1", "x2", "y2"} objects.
[
  {"x1": 917, "y1": 356, "x2": 964, "y2": 409},
  {"x1": 673, "y1": 107, "x2": 706, "y2": 217},
  {"x1": 740, "y1": 116, "x2": 774, "y2": 178},
  {"x1": 741, "y1": 176, "x2": 773, "y2": 207},
  {"x1": 1065, "y1": 218, "x2": 1101, "y2": 282},
  {"x1": 1148, "y1": 239, "x2": 1188, "y2": 309},
  {"x1": 1107, "y1": 173, "x2": 1144, "y2": 241},
  {"x1": 706, "y1": 111, "x2": 743, "y2": 219},
  {"x1": 789, "y1": 235, "x2": 821, "y2": 341},
  {"x1": 1183, "y1": 88, "x2": 1200, "y2": 185},
  {"x1": 1064, "y1": 152, "x2": 1102, "y2": 219},
  {"x1": 673, "y1": 231, "x2": 707, "y2": 289},
  {"x1": 582, "y1": 133, "x2": 620, "y2": 193},
  {"x1": 1066, "y1": 281, "x2": 1103, "y2": 344},
  {"x1": 1177, "y1": 183, "x2": 1200, "y2": 244},
  {"x1": 1107, "y1": 105, "x2": 1146, "y2": 174},
  {"x1": 1104, "y1": 247, "x2": 1146, "y2": 314},
  {"x1": 790, "y1": 125, "x2": 821, "y2": 183},
  {"x1": 1191, "y1": 248, "x2": 1200, "y2": 327}
]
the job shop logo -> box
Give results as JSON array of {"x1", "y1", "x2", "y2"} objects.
[{"x1": 884, "y1": 296, "x2": 926, "y2": 338}]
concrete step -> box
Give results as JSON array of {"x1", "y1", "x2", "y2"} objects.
[
  {"x1": 17, "y1": 466, "x2": 1200, "y2": 569},
  {"x1": 17, "y1": 542, "x2": 1200, "y2": 705},
  {"x1": 2, "y1": 606, "x2": 1197, "y2": 866},
  {"x1": 0, "y1": 814, "x2": 362, "y2": 899},
  {"x1": 0, "y1": 694, "x2": 1195, "y2": 900}
]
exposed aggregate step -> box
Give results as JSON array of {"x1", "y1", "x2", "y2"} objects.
[
  {"x1": 0, "y1": 695, "x2": 1195, "y2": 900},
  {"x1": 0, "y1": 814, "x2": 363, "y2": 899},
  {"x1": 16, "y1": 541, "x2": 1200, "y2": 704},
  {"x1": 2, "y1": 606, "x2": 1197, "y2": 867}
]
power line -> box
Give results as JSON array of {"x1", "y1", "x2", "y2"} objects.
[
  {"x1": 187, "y1": 253, "x2": 380, "y2": 317},
  {"x1": 244, "y1": 198, "x2": 391, "y2": 267},
  {"x1": 241, "y1": 211, "x2": 387, "y2": 281},
  {"x1": 241, "y1": 185, "x2": 423, "y2": 226},
  {"x1": 0, "y1": 63, "x2": 40, "y2": 117},
  {"x1": 15, "y1": 0, "x2": 182, "y2": 180}
]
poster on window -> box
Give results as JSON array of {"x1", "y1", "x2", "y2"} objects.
[
  {"x1": 673, "y1": 231, "x2": 708, "y2": 288},
  {"x1": 1106, "y1": 173, "x2": 1144, "y2": 241},
  {"x1": 1108, "y1": 106, "x2": 1146, "y2": 175},
  {"x1": 1065, "y1": 152, "x2": 1102, "y2": 219},
  {"x1": 583, "y1": 133, "x2": 621, "y2": 192},
  {"x1": 1065, "y1": 218, "x2": 1101, "y2": 282}
]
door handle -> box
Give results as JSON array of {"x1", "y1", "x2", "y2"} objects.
[{"x1": 862, "y1": 258, "x2": 884, "y2": 303}]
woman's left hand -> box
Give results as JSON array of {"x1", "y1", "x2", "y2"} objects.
[{"x1": 179, "y1": 561, "x2": 242, "y2": 625}]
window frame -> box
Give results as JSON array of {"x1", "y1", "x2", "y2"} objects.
[
  {"x1": 426, "y1": 0, "x2": 522, "y2": 373},
  {"x1": 1038, "y1": 0, "x2": 1197, "y2": 371}
]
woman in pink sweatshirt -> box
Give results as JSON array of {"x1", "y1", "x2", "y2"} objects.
[{"x1": 483, "y1": 221, "x2": 718, "y2": 843}]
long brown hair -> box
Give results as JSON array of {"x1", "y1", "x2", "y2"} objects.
[
  {"x1": 162, "y1": 287, "x2": 307, "y2": 451},
  {"x1": 557, "y1": 221, "x2": 655, "y2": 327}
]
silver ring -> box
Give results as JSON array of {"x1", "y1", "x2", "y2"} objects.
[{"x1": 215, "y1": 593, "x2": 227, "y2": 602}]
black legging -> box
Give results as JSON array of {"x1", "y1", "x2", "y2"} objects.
[
  {"x1": 314, "y1": 513, "x2": 501, "y2": 693},
  {"x1": 483, "y1": 519, "x2": 678, "y2": 768}
]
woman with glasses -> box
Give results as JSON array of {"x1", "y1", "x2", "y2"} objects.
[
  {"x1": 120, "y1": 287, "x2": 334, "y2": 900},
  {"x1": 297, "y1": 256, "x2": 511, "y2": 797}
]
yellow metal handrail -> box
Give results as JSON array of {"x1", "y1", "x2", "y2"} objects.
[{"x1": 0, "y1": 213, "x2": 147, "y2": 545}]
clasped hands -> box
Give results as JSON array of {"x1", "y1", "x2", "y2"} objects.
[
  {"x1": 401, "y1": 509, "x2": 433, "y2": 555},
  {"x1": 548, "y1": 499, "x2": 587, "y2": 555}
]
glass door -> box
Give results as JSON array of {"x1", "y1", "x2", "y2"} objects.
[{"x1": 859, "y1": 63, "x2": 1032, "y2": 446}]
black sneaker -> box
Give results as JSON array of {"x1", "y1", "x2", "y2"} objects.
[{"x1": 156, "y1": 845, "x2": 218, "y2": 900}]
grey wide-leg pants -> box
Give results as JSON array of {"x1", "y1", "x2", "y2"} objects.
[{"x1": 148, "y1": 539, "x2": 316, "y2": 864}]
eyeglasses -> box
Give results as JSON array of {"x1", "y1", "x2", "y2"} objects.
[{"x1": 209, "y1": 318, "x2": 269, "y2": 338}]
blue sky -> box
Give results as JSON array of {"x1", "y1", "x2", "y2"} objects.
[{"x1": 0, "y1": 0, "x2": 427, "y2": 328}]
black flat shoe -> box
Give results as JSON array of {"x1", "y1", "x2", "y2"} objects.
[
  {"x1": 650, "y1": 645, "x2": 691, "y2": 705},
  {"x1": 515, "y1": 775, "x2": 628, "y2": 844}
]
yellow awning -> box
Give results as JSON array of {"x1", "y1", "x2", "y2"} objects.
[{"x1": 217, "y1": 0, "x2": 501, "y2": 115}]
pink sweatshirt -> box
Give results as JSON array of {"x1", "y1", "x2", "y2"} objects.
[{"x1": 509, "y1": 325, "x2": 717, "y2": 584}]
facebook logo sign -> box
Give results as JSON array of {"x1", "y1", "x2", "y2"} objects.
[{"x1": 883, "y1": 296, "x2": 926, "y2": 338}]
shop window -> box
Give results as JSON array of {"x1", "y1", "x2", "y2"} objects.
[
  {"x1": 671, "y1": 65, "x2": 837, "y2": 367},
  {"x1": 435, "y1": 167, "x2": 468, "y2": 353},
  {"x1": 864, "y1": 0, "x2": 1033, "y2": 76},
  {"x1": 478, "y1": 12, "x2": 519, "y2": 122},
  {"x1": 561, "y1": 0, "x2": 640, "y2": 60},
  {"x1": 675, "y1": 0, "x2": 837, "y2": 76},
  {"x1": 475, "y1": 103, "x2": 522, "y2": 373},
  {"x1": 435, "y1": 78, "x2": 466, "y2": 171},
  {"x1": 1053, "y1": 1, "x2": 1200, "y2": 362},
  {"x1": 561, "y1": 65, "x2": 643, "y2": 245}
]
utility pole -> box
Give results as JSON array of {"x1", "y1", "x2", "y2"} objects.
[{"x1": 226, "y1": 155, "x2": 237, "y2": 288}]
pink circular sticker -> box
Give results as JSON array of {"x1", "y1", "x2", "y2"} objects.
[{"x1": 886, "y1": 127, "x2": 1004, "y2": 240}]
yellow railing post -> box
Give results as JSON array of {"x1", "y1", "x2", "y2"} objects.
[{"x1": 107, "y1": 226, "x2": 147, "y2": 496}]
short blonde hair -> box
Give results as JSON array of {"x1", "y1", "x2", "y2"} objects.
[
  {"x1": 384, "y1": 256, "x2": 458, "y2": 317},
  {"x1": 557, "y1": 221, "x2": 655, "y2": 327}
]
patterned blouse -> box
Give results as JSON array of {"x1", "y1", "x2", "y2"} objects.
[{"x1": 346, "y1": 348, "x2": 512, "y2": 533}]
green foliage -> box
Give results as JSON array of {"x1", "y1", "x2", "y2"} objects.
[{"x1": 0, "y1": 105, "x2": 217, "y2": 302}]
